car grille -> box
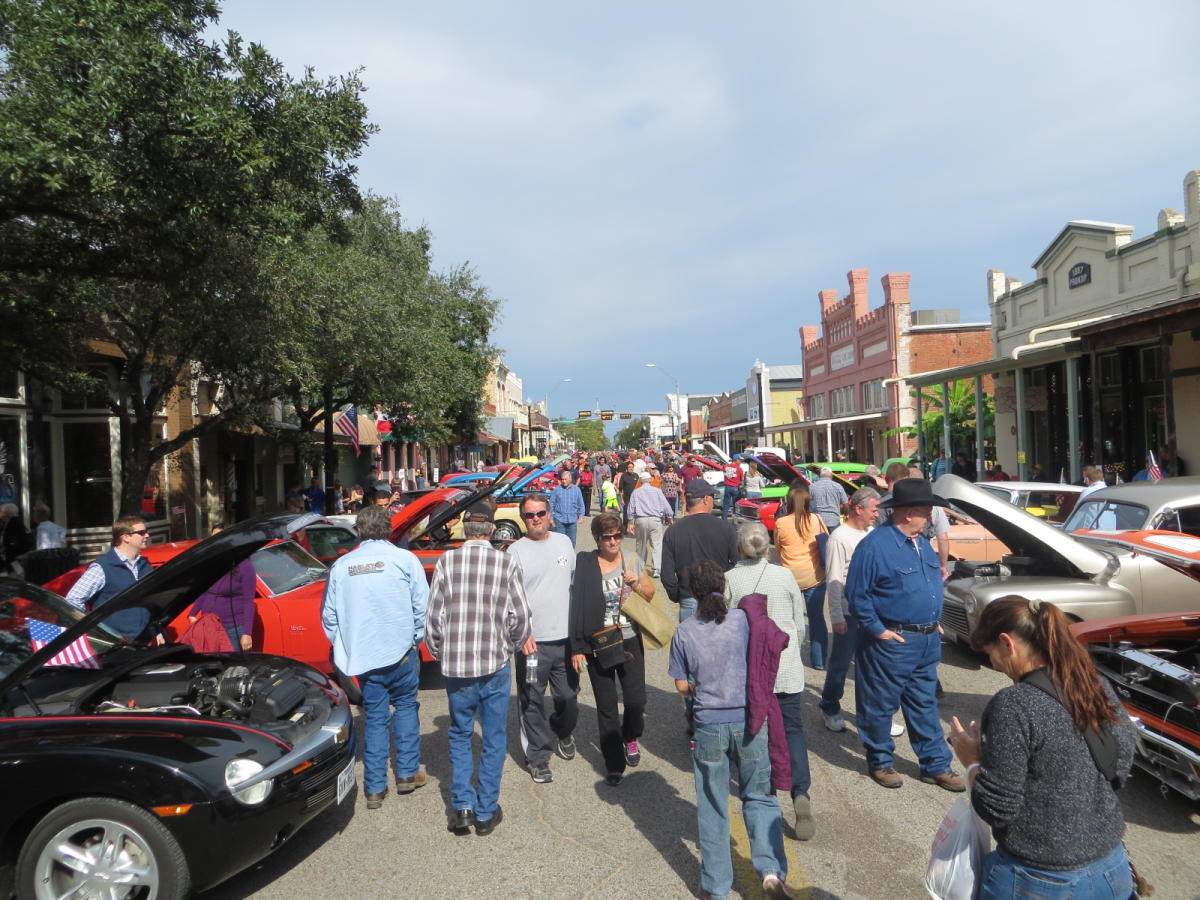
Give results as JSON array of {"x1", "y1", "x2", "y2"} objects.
[
  {"x1": 298, "y1": 744, "x2": 353, "y2": 809},
  {"x1": 940, "y1": 603, "x2": 970, "y2": 637},
  {"x1": 734, "y1": 505, "x2": 760, "y2": 521}
]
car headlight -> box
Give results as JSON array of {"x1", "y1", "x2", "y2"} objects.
[
  {"x1": 225, "y1": 758, "x2": 274, "y2": 805},
  {"x1": 962, "y1": 593, "x2": 979, "y2": 614}
]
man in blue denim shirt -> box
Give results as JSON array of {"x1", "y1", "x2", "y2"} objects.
[
  {"x1": 322, "y1": 505, "x2": 429, "y2": 808},
  {"x1": 548, "y1": 470, "x2": 586, "y2": 546},
  {"x1": 846, "y1": 478, "x2": 963, "y2": 792}
]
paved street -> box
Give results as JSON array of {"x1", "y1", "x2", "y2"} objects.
[{"x1": 206, "y1": 521, "x2": 1200, "y2": 900}]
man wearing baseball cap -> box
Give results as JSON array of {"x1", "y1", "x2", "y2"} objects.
[
  {"x1": 844, "y1": 478, "x2": 963, "y2": 792},
  {"x1": 661, "y1": 479, "x2": 738, "y2": 621}
]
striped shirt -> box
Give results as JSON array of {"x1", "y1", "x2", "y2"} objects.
[
  {"x1": 426, "y1": 539, "x2": 532, "y2": 679},
  {"x1": 725, "y1": 558, "x2": 806, "y2": 694}
]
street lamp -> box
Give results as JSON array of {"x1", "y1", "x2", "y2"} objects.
[{"x1": 644, "y1": 363, "x2": 681, "y2": 445}]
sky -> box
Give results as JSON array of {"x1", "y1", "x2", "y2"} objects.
[{"x1": 214, "y1": 1, "x2": 1200, "y2": 435}]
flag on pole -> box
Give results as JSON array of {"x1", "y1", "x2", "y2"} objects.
[
  {"x1": 28, "y1": 618, "x2": 101, "y2": 669},
  {"x1": 1148, "y1": 451, "x2": 1163, "y2": 481},
  {"x1": 335, "y1": 405, "x2": 360, "y2": 457}
]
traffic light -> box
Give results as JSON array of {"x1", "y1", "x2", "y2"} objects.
[
  {"x1": 600, "y1": 410, "x2": 614, "y2": 421},
  {"x1": 577, "y1": 410, "x2": 592, "y2": 418},
  {"x1": 619, "y1": 413, "x2": 632, "y2": 420}
]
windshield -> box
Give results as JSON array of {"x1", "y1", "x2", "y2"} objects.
[
  {"x1": 252, "y1": 542, "x2": 327, "y2": 595},
  {"x1": 0, "y1": 581, "x2": 125, "y2": 680},
  {"x1": 1065, "y1": 499, "x2": 1149, "y2": 533}
]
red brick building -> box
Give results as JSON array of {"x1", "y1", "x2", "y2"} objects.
[{"x1": 798, "y1": 270, "x2": 992, "y2": 464}]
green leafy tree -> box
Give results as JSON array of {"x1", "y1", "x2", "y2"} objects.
[
  {"x1": 885, "y1": 380, "x2": 994, "y2": 459},
  {"x1": 614, "y1": 417, "x2": 649, "y2": 449},
  {"x1": 0, "y1": 0, "x2": 373, "y2": 513},
  {"x1": 573, "y1": 419, "x2": 609, "y2": 451}
]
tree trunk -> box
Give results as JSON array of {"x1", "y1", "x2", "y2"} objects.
[{"x1": 119, "y1": 411, "x2": 155, "y2": 518}]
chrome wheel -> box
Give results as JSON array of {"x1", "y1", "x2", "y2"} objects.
[{"x1": 33, "y1": 817, "x2": 159, "y2": 899}]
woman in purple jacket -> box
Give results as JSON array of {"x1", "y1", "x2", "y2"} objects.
[{"x1": 189, "y1": 526, "x2": 257, "y2": 650}]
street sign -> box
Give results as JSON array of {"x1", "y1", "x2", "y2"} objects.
[
  {"x1": 577, "y1": 410, "x2": 592, "y2": 418},
  {"x1": 557, "y1": 418, "x2": 576, "y2": 425}
]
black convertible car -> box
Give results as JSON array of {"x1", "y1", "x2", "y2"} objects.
[{"x1": 0, "y1": 514, "x2": 357, "y2": 899}]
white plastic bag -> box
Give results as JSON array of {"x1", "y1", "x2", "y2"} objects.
[{"x1": 925, "y1": 795, "x2": 991, "y2": 900}]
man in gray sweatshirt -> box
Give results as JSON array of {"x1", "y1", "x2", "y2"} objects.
[{"x1": 509, "y1": 493, "x2": 579, "y2": 784}]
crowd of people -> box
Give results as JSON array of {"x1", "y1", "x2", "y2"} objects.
[{"x1": 56, "y1": 445, "x2": 1141, "y2": 900}]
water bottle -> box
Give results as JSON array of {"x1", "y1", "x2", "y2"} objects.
[{"x1": 525, "y1": 652, "x2": 538, "y2": 684}]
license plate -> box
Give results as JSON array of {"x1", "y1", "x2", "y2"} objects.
[{"x1": 335, "y1": 760, "x2": 355, "y2": 805}]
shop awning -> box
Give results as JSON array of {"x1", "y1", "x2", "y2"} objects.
[
  {"x1": 484, "y1": 416, "x2": 515, "y2": 440},
  {"x1": 793, "y1": 411, "x2": 887, "y2": 430}
]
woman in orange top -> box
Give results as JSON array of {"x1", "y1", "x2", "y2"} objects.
[{"x1": 774, "y1": 482, "x2": 830, "y2": 669}]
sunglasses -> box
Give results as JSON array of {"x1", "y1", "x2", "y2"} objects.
[
  {"x1": 599, "y1": 533, "x2": 623, "y2": 541},
  {"x1": 521, "y1": 510, "x2": 549, "y2": 520},
  {"x1": 127, "y1": 529, "x2": 149, "y2": 537}
]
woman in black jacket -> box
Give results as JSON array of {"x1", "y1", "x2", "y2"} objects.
[{"x1": 570, "y1": 512, "x2": 655, "y2": 786}]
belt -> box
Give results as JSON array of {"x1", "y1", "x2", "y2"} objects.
[{"x1": 882, "y1": 620, "x2": 938, "y2": 634}]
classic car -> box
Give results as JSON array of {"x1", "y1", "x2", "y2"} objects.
[
  {"x1": 0, "y1": 514, "x2": 357, "y2": 898},
  {"x1": 1069, "y1": 529, "x2": 1200, "y2": 801},
  {"x1": 733, "y1": 456, "x2": 861, "y2": 534},
  {"x1": 934, "y1": 474, "x2": 1200, "y2": 644},
  {"x1": 974, "y1": 480, "x2": 1083, "y2": 523},
  {"x1": 1063, "y1": 476, "x2": 1200, "y2": 536}
]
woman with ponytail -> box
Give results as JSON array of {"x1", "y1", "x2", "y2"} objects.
[
  {"x1": 948, "y1": 596, "x2": 1137, "y2": 899},
  {"x1": 774, "y1": 481, "x2": 829, "y2": 669},
  {"x1": 668, "y1": 560, "x2": 790, "y2": 899}
]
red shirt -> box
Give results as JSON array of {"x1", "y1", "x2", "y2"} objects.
[
  {"x1": 722, "y1": 463, "x2": 743, "y2": 487},
  {"x1": 680, "y1": 463, "x2": 703, "y2": 484}
]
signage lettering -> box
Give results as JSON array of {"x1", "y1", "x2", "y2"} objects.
[{"x1": 1068, "y1": 262, "x2": 1091, "y2": 288}]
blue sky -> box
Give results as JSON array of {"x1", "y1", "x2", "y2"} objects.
[{"x1": 215, "y1": 1, "x2": 1200, "y2": 430}]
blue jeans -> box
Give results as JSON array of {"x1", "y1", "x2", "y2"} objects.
[
  {"x1": 445, "y1": 663, "x2": 511, "y2": 821},
  {"x1": 819, "y1": 617, "x2": 860, "y2": 716},
  {"x1": 360, "y1": 650, "x2": 421, "y2": 794},
  {"x1": 553, "y1": 521, "x2": 578, "y2": 546},
  {"x1": 692, "y1": 721, "x2": 787, "y2": 899},
  {"x1": 855, "y1": 630, "x2": 951, "y2": 773},
  {"x1": 980, "y1": 842, "x2": 1132, "y2": 899},
  {"x1": 721, "y1": 486, "x2": 737, "y2": 520},
  {"x1": 803, "y1": 582, "x2": 829, "y2": 669},
  {"x1": 775, "y1": 692, "x2": 811, "y2": 797}
]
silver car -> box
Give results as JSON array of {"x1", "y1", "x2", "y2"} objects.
[
  {"x1": 933, "y1": 474, "x2": 1199, "y2": 644},
  {"x1": 973, "y1": 480, "x2": 1083, "y2": 524},
  {"x1": 1061, "y1": 476, "x2": 1200, "y2": 535}
]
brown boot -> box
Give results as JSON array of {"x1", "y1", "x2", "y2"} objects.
[
  {"x1": 396, "y1": 770, "x2": 427, "y2": 794},
  {"x1": 920, "y1": 771, "x2": 966, "y2": 792},
  {"x1": 869, "y1": 767, "x2": 903, "y2": 789}
]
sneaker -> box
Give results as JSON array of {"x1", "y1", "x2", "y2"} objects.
[
  {"x1": 869, "y1": 767, "x2": 903, "y2": 789},
  {"x1": 555, "y1": 736, "x2": 576, "y2": 761},
  {"x1": 604, "y1": 772, "x2": 623, "y2": 787},
  {"x1": 791, "y1": 794, "x2": 815, "y2": 841},
  {"x1": 624, "y1": 740, "x2": 641, "y2": 767},
  {"x1": 822, "y1": 711, "x2": 846, "y2": 732},
  {"x1": 530, "y1": 764, "x2": 553, "y2": 784},
  {"x1": 890, "y1": 720, "x2": 906, "y2": 737},
  {"x1": 762, "y1": 873, "x2": 793, "y2": 898},
  {"x1": 921, "y1": 771, "x2": 966, "y2": 793}
]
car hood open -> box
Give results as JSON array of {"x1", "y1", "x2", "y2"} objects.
[
  {"x1": 1073, "y1": 529, "x2": 1200, "y2": 583},
  {"x1": 389, "y1": 471, "x2": 513, "y2": 543},
  {"x1": 751, "y1": 453, "x2": 810, "y2": 485},
  {"x1": 0, "y1": 512, "x2": 323, "y2": 692},
  {"x1": 934, "y1": 474, "x2": 1109, "y2": 577}
]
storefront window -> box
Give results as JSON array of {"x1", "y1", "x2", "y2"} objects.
[
  {"x1": 63, "y1": 422, "x2": 113, "y2": 528},
  {"x1": 0, "y1": 418, "x2": 21, "y2": 510},
  {"x1": 0, "y1": 368, "x2": 19, "y2": 400}
]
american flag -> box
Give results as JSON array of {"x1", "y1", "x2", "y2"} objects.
[
  {"x1": 1148, "y1": 451, "x2": 1163, "y2": 482},
  {"x1": 335, "y1": 406, "x2": 360, "y2": 457},
  {"x1": 28, "y1": 618, "x2": 101, "y2": 669}
]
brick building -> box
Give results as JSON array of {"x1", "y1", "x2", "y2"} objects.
[{"x1": 798, "y1": 270, "x2": 991, "y2": 464}]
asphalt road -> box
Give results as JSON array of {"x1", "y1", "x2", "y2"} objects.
[{"x1": 204, "y1": 518, "x2": 1200, "y2": 900}]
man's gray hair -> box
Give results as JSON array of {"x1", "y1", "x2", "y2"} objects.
[
  {"x1": 355, "y1": 504, "x2": 393, "y2": 541},
  {"x1": 736, "y1": 522, "x2": 771, "y2": 560},
  {"x1": 866, "y1": 464, "x2": 880, "y2": 477},
  {"x1": 849, "y1": 486, "x2": 880, "y2": 509},
  {"x1": 819, "y1": 467, "x2": 833, "y2": 477},
  {"x1": 463, "y1": 518, "x2": 494, "y2": 539}
]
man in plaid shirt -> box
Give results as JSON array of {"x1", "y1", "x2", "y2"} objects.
[{"x1": 426, "y1": 505, "x2": 531, "y2": 837}]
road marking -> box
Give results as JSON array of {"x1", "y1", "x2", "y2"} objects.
[{"x1": 729, "y1": 794, "x2": 810, "y2": 897}]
